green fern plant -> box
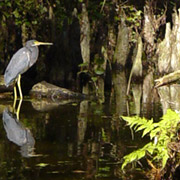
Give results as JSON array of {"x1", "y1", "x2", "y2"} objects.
[{"x1": 121, "y1": 109, "x2": 180, "y2": 170}]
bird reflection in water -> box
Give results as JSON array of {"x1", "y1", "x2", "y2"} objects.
[{"x1": 2, "y1": 105, "x2": 35, "y2": 158}]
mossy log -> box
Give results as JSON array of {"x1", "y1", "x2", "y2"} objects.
[
  {"x1": 30, "y1": 81, "x2": 87, "y2": 100},
  {"x1": 155, "y1": 70, "x2": 180, "y2": 88}
]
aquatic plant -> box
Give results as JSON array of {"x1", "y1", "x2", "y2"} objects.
[{"x1": 121, "y1": 109, "x2": 180, "y2": 170}]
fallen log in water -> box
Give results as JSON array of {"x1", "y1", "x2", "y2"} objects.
[{"x1": 30, "y1": 81, "x2": 87, "y2": 100}]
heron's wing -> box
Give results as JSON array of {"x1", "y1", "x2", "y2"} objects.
[{"x1": 4, "y1": 47, "x2": 31, "y2": 86}]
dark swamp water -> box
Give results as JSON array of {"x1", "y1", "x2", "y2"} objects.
[{"x1": 0, "y1": 84, "x2": 169, "y2": 180}]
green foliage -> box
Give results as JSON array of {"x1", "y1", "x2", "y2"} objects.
[
  {"x1": 124, "y1": 5, "x2": 142, "y2": 27},
  {"x1": 102, "y1": 128, "x2": 108, "y2": 142},
  {"x1": 91, "y1": 76, "x2": 98, "y2": 82},
  {"x1": 94, "y1": 56, "x2": 105, "y2": 75},
  {"x1": 94, "y1": 67, "x2": 105, "y2": 75},
  {"x1": 121, "y1": 109, "x2": 180, "y2": 170},
  {"x1": 123, "y1": 5, "x2": 142, "y2": 43},
  {"x1": 1, "y1": 0, "x2": 48, "y2": 27},
  {"x1": 78, "y1": 54, "x2": 105, "y2": 95},
  {"x1": 78, "y1": 62, "x2": 89, "y2": 68}
]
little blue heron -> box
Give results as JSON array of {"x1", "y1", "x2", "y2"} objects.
[{"x1": 4, "y1": 40, "x2": 53, "y2": 101}]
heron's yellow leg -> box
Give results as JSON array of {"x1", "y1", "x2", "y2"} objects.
[
  {"x1": 13, "y1": 85, "x2": 17, "y2": 111},
  {"x1": 17, "y1": 74, "x2": 23, "y2": 100},
  {"x1": 16, "y1": 98, "x2": 22, "y2": 120}
]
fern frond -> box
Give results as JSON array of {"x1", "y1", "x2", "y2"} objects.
[{"x1": 121, "y1": 109, "x2": 180, "y2": 170}]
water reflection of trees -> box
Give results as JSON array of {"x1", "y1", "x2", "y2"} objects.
[{"x1": 74, "y1": 68, "x2": 158, "y2": 178}]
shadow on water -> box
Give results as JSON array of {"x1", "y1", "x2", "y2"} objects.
[{"x1": 2, "y1": 81, "x2": 180, "y2": 179}]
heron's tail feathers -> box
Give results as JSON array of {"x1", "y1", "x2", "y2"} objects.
[{"x1": 4, "y1": 70, "x2": 14, "y2": 87}]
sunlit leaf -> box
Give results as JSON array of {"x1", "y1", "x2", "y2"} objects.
[
  {"x1": 91, "y1": 76, "x2": 98, "y2": 82},
  {"x1": 32, "y1": 20, "x2": 38, "y2": 25},
  {"x1": 71, "y1": 103, "x2": 78, "y2": 106},
  {"x1": 114, "y1": 16, "x2": 120, "y2": 21},
  {"x1": 72, "y1": 170, "x2": 85, "y2": 173},
  {"x1": 99, "y1": 166, "x2": 110, "y2": 172},
  {"x1": 36, "y1": 163, "x2": 49, "y2": 168},
  {"x1": 94, "y1": 68, "x2": 105, "y2": 75},
  {"x1": 162, "y1": 150, "x2": 169, "y2": 168},
  {"x1": 137, "y1": 150, "x2": 145, "y2": 159},
  {"x1": 78, "y1": 62, "x2": 89, "y2": 67},
  {"x1": 136, "y1": 124, "x2": 147, "y2": 131},
  {"x1": 142, "y1": 127, "x2": 152, "y2": 137},
  {"x1": 136, "y1": 10, "x2": 142, "y2": 16},
  {"x1": 13, "y1": 9, "x2": 20, "y2": 18},
  {"x1": 150, "y1": 127, "x2": 160, "y2": 139}
]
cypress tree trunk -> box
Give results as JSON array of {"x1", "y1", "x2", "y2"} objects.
[
  {"x1": 112, "y1": 71, "x2": 127, "y2": 115},
  {"x1": 143, "y1": 2, "x2": 155, "y2": 57},
  {"x1": 127, "y1": 36, "x2": 143, "y2": 95},
  {"x1": 156, "y1": 8, "x2": 180, "y2": 86},
  {"x1": 143, "y1": 71, "x2": 154, "y2": 103},
  {"x1": 113, "y1": 18, "x2": 129, "y2": 67},
  {"x1": 132, "y1": 84, "x2": 142, "y2": 115},
  {"x1": 48, "y1": 2, "x2": 56, "y2": 41},
  {"x1": 157, "y1": 23, "x2": 171, "y2": 73},
  {"x1": 171, "y1": 9, "x2": 180, "y2": 71},
  {"x1": 158, "y1": 86, "x2": 170, "y2": 114},
  {"x1": 79, "y1": 3, "x2": 90, "y2": 65}
]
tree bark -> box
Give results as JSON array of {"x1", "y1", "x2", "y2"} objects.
[
  {"x1": 157, "y1": 9, "x2": 180, "y2": 74},
  {"x1": 79, "y1": 3, "x2": 90, "y2": 64},
  {"x1": 113, "y1": 18, "x2": 129, "y2": 66},
  {"x1": 127, "y1": 35, "x2": 143, "y2": 95},
  {"x1": 157, "y1": 23, "x2": 171, "y2": 73},
  {"x1": 143, "y1": 2, "x2": 155, "y2": 56},
  {"x1": 171, "y1": 9, "x2": 180, "y2": 71}
]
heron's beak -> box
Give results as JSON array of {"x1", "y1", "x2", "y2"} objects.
[{"x1": 33, "y1": 41, "x2": 53, "y2": 46}]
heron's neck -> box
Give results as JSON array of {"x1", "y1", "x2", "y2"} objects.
[{"x1": 27, "y1": 45, "x2": 39, "y2": 54}]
